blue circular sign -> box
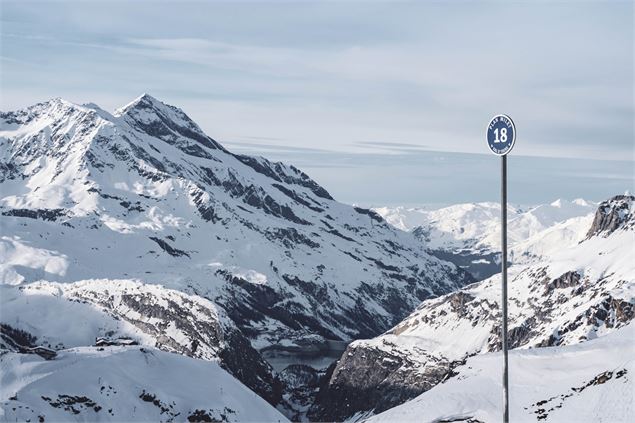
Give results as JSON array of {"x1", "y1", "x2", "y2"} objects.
[{"x1": 486, "y1": 114, "x2": 516, "y2": 156}]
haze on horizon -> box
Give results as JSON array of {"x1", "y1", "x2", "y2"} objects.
[{"x1": 1, "y1": 0, "x2": 633, "y2": 206}]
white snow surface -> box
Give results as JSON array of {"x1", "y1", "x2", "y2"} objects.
[
  {"x1": 0, "y1": 277, "x2": 290, "y2": 421},
  {"x1": 366, "y1": 322, "x2": 634, "y2": 423},
  {"x1": 1, "y1": 345, "x2": 288, "y2": 422}
]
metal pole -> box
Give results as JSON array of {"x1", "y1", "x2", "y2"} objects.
[{"x1": 501, "y1": 155, "x2": 509, "y2": 423}]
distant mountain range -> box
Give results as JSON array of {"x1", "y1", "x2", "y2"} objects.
[{"x1": 374, "y1": 199, "x2": 597, "y2": 280}]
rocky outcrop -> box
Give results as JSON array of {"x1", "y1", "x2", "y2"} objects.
[
  {"x1": 277, "y1": 364, "x2": 322, "y2": 421},
  {"x1": 545, "y1": 270, "x2": 581, "y2": 293},
  {"x1": 0, "y1": 324, "x2": 37, "y2": 351},
  {"x1": 585, "y1": 195, "x2": 634, "y2": 239},
  {"x1": 218, "y1": 330, "x2": 283, "y2": 405},
  {"x1": 1, "y1": 208, "x2": 67, "y2": 221},
  {"x1": 308, "y1": 342, "x2": 453, "y2": 422}
]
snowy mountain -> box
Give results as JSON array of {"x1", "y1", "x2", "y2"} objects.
[
  {"x1": 0, "y1": 95, "x2": 471, "y2": 347},
  {"x1": 0, "y1": 95, "x2": 473, "y2": 419},
  {"x1": 374, "y1": 199, "x2": 596, "y2": 280},
  {"x1": 309, "y1": 195, "x2": 635, "y2": 421},
  {"x1": 366, "y1": 322, "x2": 634, "y2": 423}
]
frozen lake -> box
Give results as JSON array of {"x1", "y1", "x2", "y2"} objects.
[{"x1": 261, "y1": 339, "x2": 349, "y2": 372}]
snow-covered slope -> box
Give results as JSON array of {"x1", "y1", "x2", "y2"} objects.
[
  {"x1": 366, "y1": 322, "x2": 634, "y2": 423},
  {"x1": 309, "y1": 195, "x2": 635, "y2": 421},
  {"x1": 1, "y1": 345, "x2": 288, "y2": 423},
  {"x1": 0, "y1": 279, "x2": 282, "y2": 405},
  {"x1": 375, "y1": 199, "x2": 596, "y2": 280},
  {"x1": 0, "y1": 95, "x2": 471, "y2": 349}
]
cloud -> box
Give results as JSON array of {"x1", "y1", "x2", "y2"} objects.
[
  {"x1": 223, "y1": 141, "x2": 333, "y2": 155},
  {"x1": 352, "y1": 141, "x2": 432, "y2": 154},
  {"x1": 1, "y1": 0, "x2": 632, "y2": 205},
  {"x1": 115, "y1": 29, "x2": 633, "y2": 161}
]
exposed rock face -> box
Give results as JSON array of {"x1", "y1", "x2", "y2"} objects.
[
  {"x1": 277, "y1": 364, "x2": 322, "y2": 421},
  {"x1": 310, "y1": 197, "x2": 635, "y2": 421},
  {"x1": 218, "y1": 331, "x2": 283, "y2": 404},
  {"x1": 0, "y1": 324, "x2": 37, "y2": 350},
  {"x1": 545, "y1": 270, "x2": 581, "y2": 293},
  {"x1": 585, "y1": 195, "x2": 634, "y2": 239},
  {"x1": 1, "y1": 208, "x2": 67, "y2": 221},
  {"x1": 308, "y1": 341, "x2": 453, "y2": 422}
]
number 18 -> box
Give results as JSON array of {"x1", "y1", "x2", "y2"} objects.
[{"x1": 494, "y1": 128, "x2": 508, "y2": 143}]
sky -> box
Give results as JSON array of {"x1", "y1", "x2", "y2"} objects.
[{"x1": 1, "y1": 0, "x2": 633, "y2": 206}]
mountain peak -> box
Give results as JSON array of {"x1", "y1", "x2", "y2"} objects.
[
  {"x1": 27, "y1": 97, "x2": 80, "y2": 115},
  {"x1": 114, "y1": 93, "x2": 170, "y2": 116},
  {"x1": 1, "y1": 95, "x2": 474, "y2": 366},
  {"x1": 585, "y1": 194, "x2": 635, "y2": 239},
  {"x1": 572, "y1": 198, "x2": 591, "y2": 207},
  {"x1": 550, "y1": 199, "x2": 563, "y2": 208},
  {"x1": 0, "y1": 97, "x2": 99, "y2": 141},
  {"x1": 114, "y1": 94, "x2": 226, "y2": 152},
  {"x1": 137, "y1": 92, "x2": 158, "y2": 102}
]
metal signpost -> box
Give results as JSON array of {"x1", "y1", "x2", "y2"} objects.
[{"x1": 486, "y1": 114, "x2": 516, "y2": 423}]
